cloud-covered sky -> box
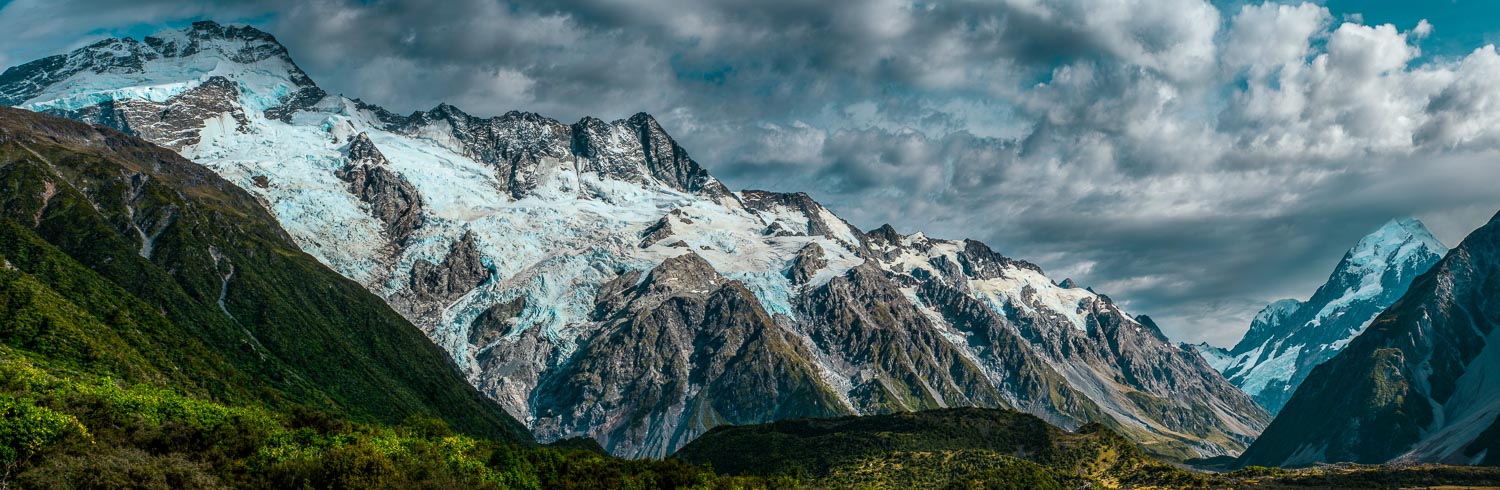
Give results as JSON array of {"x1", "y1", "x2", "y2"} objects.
[{"x1": 5, "y1": 0, "x2": 1500, "y2": 346}]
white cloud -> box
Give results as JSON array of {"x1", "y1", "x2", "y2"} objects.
[{"x1": 1223, "y1": 2, "x2": 1330, "y2": 79}]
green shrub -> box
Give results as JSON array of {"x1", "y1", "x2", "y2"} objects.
[{"x1": 0, "y1": 394, "x2": 90, "y2": 487}]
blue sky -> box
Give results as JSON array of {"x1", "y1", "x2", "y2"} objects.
[
  {"x1": 1322, "y1": 0, "x2": 1498, "y2": 56},
  {"x1": 5, "y1": 0, "x2": 1500, "y2": 346}
]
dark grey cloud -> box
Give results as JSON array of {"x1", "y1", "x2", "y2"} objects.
[{"x1": 4, "y1": 0, "x2": 1500, "y2": 346}]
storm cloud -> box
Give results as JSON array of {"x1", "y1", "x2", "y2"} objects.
[{"x1": 5, "y1": 0, "x2": 1500, "y2": 346}]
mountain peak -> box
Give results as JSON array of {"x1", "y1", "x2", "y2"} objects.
[
  {"x1": 1355, "y1": 217, "x2": 1444, "y2": 258},
  {"x1": 1216, "y1": 217, "x2": 1449, "y2": 414},
  {"x1": 1, "y1": 19, "x2": 319, "y2": 113},
  {"x1": 1328, "y1": 217, "x2": 1447, "y2": 296},
  {"x1": 1241, "y1": 210, "x2": 1500, "y2": 467},
  {"x1": 627, "y1": 111, "x2": 659, "y2": 126}
]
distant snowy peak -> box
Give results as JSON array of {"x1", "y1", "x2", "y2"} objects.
[
  {"x1": 1212, "y1": 217, "x2": 1447, "y2": 414},
  {"x1": 0, "y1": 20, "x2": 319, "y2": 115},
  {"x1": 1329, "y1": 217, "x2": 1445, "y2": 291},
  {"x1": 1241, "y1": 211, "x2": 1500, "y2": 467}
]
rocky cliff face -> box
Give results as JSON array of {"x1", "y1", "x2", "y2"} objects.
[
  {"x1": 1241, "y1": 212, "x2": 1500, "y2": 467},
  {"x1": 528, "y1": 253, "x2": 848, "y2": 457},
  {"x1": 2, "y1": 21, "x2": 1267, "y2": 459},
  {"x1": 1198, "y1": 218, "x2": 1446, "y2": 414},
  {"x1": 336, "y1": 133, "x2": 425, "y2": 245}
]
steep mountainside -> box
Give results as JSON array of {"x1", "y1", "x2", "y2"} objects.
[
  {"x1": 1240, "y1": 212, "x2": 1500, "y2": 467},
  {"x1": 0, "y1": 105, "x2": 529, "y2": 442},
  {"x1": 1192, "y1": 218, "x2": 1446, "y2": 414},
  {"x1": 0, "y1": 21, "x2": 1266, "y2": 459}
]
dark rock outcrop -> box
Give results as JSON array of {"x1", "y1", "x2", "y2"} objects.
[
  {"x1": 469, "y1": 297, "x2": 527, "y2": 347},
  {"x1": 336, "y1": 133, "x2": 425, "y2": 245},
  {"x1": 785, "y1": 242, "x2": 827, "y2": 285},
  {"x1": 740, "y1": 190, "x2": 858, "y2": 243},
  {"x1": 410, "y1": 231, "x2": 489, "y2": 301}
]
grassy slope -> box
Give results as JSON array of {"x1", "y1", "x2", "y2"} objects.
[
  {"x1": 0, "y1": 348, "x2": 792, "y2": 489},
  {"x1": 0, "y1": 106, "x2": 527, "y2": 442},
  {"x1": 674, "y1": 407, "x2": 1200, "y2": 488},
  {"x1": 676, "y1": 407, "x2": 1500, "y2": 489}
]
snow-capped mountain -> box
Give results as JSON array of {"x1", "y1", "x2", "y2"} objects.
[
  {"x1": 0, "y1": 21, "x2": 1267, "y2": 459},
  {"x1": 1241, "y1": 212, "x2": 1500, "y2": 467},
  {"x1": 1192, "y1": 218, "x2": 1446, "y2": 414}
]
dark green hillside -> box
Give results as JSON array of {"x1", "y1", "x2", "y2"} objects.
[
  {"x1": 675, "y1": 407, "x2": 1199, "y2": 488},
  {"x1": 0, "y1": 350, "x2": 793, "y2": 488},
  {"x1": 0, "y1": 105, "x2": 526, "y2": 442}
]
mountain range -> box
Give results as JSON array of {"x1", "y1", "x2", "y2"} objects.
[
  {"x1": 1240, "y1": 211, "x2": 1500, "y2": 467},
  {"x1": 0, "y1": 21, "x2": 1267, "y2": 459},
  {"x1": 1192, "y1": 218, "x2": 1447, "y2": 414}
]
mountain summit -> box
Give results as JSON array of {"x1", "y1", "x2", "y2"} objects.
[
  {"x1": 1194, "y1": 218, "x2": 1446, "y2": 414},
  {"x1": 1, "y1": 21, "x2": 1267, "y2": 459},
  {"x1": 1241, "y1": 212, "x2": 1500, "y2": 466}
]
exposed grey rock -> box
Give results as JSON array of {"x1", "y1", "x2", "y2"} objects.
[
  {"x1": 638, "y1": 215, "x2": 674, "y2": 248},
  {"x1": 469, "y1": 297, "x2": 526, "y2": 347},
  {"x1": 785, "y1": 243, "x2": 827, "y2": 286},
  {"x1": 914, "y1": 279, "x2": 1105, "y2": 430},
  {"x1": 956, "y1": 239, "x2": 1044, "y2": 278},
  {"x1": 336, "y1": 133, "x2": 425, "y2": 245},
  {"x1": 626, "y1": 113, "x2": 730, "y2": 197},
  {"x1": 44, "y1": 76, "x2": 249, "y2": 150},
  {"x1": 372, "y1": 106, "x2": 730, "y2": 201},
  {"x1": 740, "y1": 190, "x2": 859, "y2": 243},
  {"x1": 344, "y1": 131, "x2": 388, "y2": 165},
  {"x1": 410, "y1": 231, "x2": 489, "y2": 302},
  {"x1": 531, "y1": 252, "x2": 847, "y2": 457},
  {"x1": 795, "y1": 262, "x2": 1010, "y2": 413}
]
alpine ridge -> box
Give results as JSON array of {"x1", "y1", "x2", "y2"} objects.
[
  {"x1": 1191, "y1": 218, "x2": 1447, "y2": 414},
  {"x1": 1240, "y1": 212, "x2": 1500, "y2": 467},
  {"x1": 0, "y1": 21, "x2": 1267, "y2": 459}
]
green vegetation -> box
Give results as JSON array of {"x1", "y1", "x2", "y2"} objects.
[
  {"x1": 1209, "y1": 463, "x2": 1500, "y2": 489},
  {"x1": 676, "y1": 408, "x2": 1500, "y2": 489},
  {"x1": 0, "y1": 351, "x2": 793, "y2": 489},
  {"x1": 675, "y1": 407, "x2": 1205, "y2": 488}
]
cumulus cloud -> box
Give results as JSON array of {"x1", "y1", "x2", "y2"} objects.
[{"x1": 5, "y1": 0, "x2": 1500, "y2": 346}]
